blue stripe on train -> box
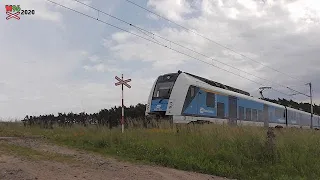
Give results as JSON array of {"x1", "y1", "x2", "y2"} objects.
[
  {"x1": 150, "y1": 99, "x2": 168, "y2": 112},
  {"x1": 181, "y1": 88, "x2": 287, "y2": 124},
  {"x1": 183, "y1": 89, "x2": 217, "y2": 117}
]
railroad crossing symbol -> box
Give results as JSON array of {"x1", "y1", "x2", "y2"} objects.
[
  {"x1": 6, "y1": 11, "x2": 20, "y2": 20},
  {"x1": 115, "y1": 76, "x2": 131, "y2": 88}
]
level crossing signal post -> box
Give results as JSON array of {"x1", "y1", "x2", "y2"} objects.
[{"x1": 115, "y1": 74, "x2": 131, "y2": 133}]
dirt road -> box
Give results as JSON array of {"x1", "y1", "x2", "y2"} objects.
[{"x1": 0, "y1": 137, "x2": 232, "y2": 180}]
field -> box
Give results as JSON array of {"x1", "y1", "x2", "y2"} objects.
[{"x1": 1, "y1": 121, "x2": 320, "y2": 180}]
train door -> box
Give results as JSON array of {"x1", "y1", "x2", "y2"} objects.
[
  {"x1": 228, "y1": 96, "x2": 237, "y2": 126},
  {"x1": 181, "y1": 86, "x2": 199, "y2": 116},
  {"x1": 263, "y1": 104, "x2": 269, "y2": 127},
  {"x1": 285, "y1": 108, "x2": 288, "y2": 127}
]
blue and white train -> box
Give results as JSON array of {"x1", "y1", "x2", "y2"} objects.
[{"x1": 145, "y1": 71, "x2": 320, "y2": 129}]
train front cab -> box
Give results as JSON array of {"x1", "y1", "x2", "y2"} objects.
[{"x1": 146, "y1": 73, "x2": 179, "y2": 119}]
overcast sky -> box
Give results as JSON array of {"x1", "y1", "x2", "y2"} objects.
[{"x1": 1, "y1": 0, "x2": 319, "y2": 120}]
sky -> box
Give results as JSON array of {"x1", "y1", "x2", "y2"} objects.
[{"x1": 0, "y1": 0, "x2": 320, "y2": 120}]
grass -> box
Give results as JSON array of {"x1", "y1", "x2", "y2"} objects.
[
  {"x1": 0, "y1": 141, "x2": 77, "y2": 164},
  {"x1": 1, "y1": 122, "x2": 320, "y2": 180}
]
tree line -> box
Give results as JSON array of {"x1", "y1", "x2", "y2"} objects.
[
  {"x1": 22, "y1": 103, "x2": 148, "y2": 129},
  {"x1": 21, "y1": 98, "x2": 320, "y2": 129},
  {"x1": 263, "y1": 98, "x2": 320, "y2": 115}
]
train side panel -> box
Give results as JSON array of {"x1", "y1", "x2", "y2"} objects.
[
  {"x1": 237, "y1": 97, "x2": 264, "y2": 126},
  {"x1": 162, "y1": 72, "x2": 316, "y2": 129}
]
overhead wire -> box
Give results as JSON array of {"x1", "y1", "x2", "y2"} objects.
[
  {"x1": 71, "y1": 0, "x2": 302, "y2": 94},
  {"x1": 45, "y1": 0, "x2": 299, "y2": 100},
  {"x1": 123, "y1": 0, "x2": 307, "y2": 84},
  {"x1": 70, "y1": 0, "x2": 305, "y2": 99}
]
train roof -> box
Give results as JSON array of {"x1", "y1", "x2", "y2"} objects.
[
  {"x1": 181, "y1": 72, "x2": 285, "y2": 108},
  {"x1": 182, "y1": 71, "x2": 251, "y2": 96},
  {"x1": 286, "y1": 106, "x2": 311, "y2": 115}
]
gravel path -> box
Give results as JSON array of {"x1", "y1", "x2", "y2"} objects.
[{"x1": 0, "y1": 137, "x2": 233, "y2": 180}]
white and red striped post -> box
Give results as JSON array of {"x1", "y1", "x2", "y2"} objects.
[
  {"x1": 121, "y1": 74, "x2": 124, "y2": 133},
  {"x1": 115, "y1": 74, "x2": 131, "y2": 133}
]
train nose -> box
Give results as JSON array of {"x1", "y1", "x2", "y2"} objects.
[{"x1": 151, "y1": 99, "x2": 168, "y2": 112}]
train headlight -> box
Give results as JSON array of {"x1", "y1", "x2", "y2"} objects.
[{"x1": 169, "y1": 101, "x2": 173, "y2": 109}]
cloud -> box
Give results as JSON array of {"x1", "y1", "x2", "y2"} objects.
[
  {"x1": 108, "y1": 31, "x2": 188, "y2": 70},
  {"x1": 0, "y1": 0, "x2": 103, "y2": 119},
  {"x1": 88, "y1": 55, "x2": 101, "y2": 63},
  {"x1": 83, "y1": 63, "x2": 121, "y2": 73},
  {"x1": 287, "y1": 0, "x2": 320, "y2": 22},
  {"x1": 147, "y1": 0, "x2": 194, "y2": 21},
  {"x1": 102, "y1": 38, "x2": 113, "y2": 49},
  {"x1": 107, "y1": 0, "x2": 320, "y2": 103}
]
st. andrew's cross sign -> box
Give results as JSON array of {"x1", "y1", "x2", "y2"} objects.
[
  {"x1": 115, "y1": 75, "x2": 131, "y2": 88},
  {"x1": 115, "y1": 74, "x2": 131, "y2": 133}
]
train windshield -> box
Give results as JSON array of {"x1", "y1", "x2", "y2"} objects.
[
  {"x1": 153, "y1": 82, "x2": 174, "y2": 99},
  {"x1": 152, "y1": 73, "x2": 179, "y2": 99}
]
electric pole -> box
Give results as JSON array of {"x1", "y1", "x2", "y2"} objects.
[
  {"x1": 308, "y1": 83, "x2": 313, "y2": 129},
  {"x1": 287, "y1": 82, "x2": 313, "y2": 129}
]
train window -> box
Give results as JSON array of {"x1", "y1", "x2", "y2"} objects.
[
  {"x1": 292, "y1": 112, "x2": 295, "y2": 121},
  {"x1": 153, "y1": 81, "x2": 174, "y2": 99},
  {"x1": 206, "y1": 92, "x2": 215, "y2": 108},
  {"x1": 217, "y1": 102, "x2": 225, "y2": 118},
  {"x1": 299, "y1": 113, "x2": 302, "y2": 124},
  {"x1": 288, "y1": 111, "x2": 292, "y2": 122},
  {"x1": 190, "y1": 87, "x2": 195, "y2": 97},
  {"x1": 246, "y1": 108, "x2": 252, "y2": 121},
  {"x1": 252, "y1": 109, "x2": 258, "y2": 121},
  {"x1": 182, "y1": 86, "x2": 198, "y2": 113},
  {"x1": 239, "y1": 106, "x2": 245, "y2": 120},
  {"x1": 258, "y1": 110, "x2": 263, "y2": 122},
  {"x1": 296, "y1": 113, "x2": 301, "y2": 124},
  {"x1": 275, "y1": 109, "x2": 278, "y2": 118},
  {"x1": 275, "y1": 108, "x2": 283, "y2": 118},
  {"x1": 300, "y1": 114, "x2": 305, "y2": 125}
]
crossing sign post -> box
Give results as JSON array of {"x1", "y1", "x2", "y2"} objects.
[{"x1": 115, "y1": 74, "x2": 131, "y2": 133}]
